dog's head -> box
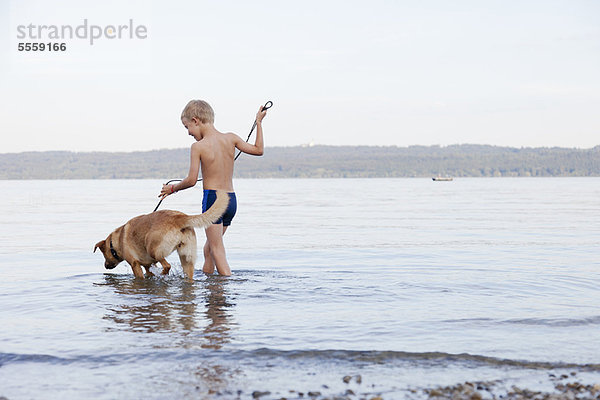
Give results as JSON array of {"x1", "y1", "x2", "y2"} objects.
[{"x1": 94, "y1": 233, "x2": 123, "y2": 270}]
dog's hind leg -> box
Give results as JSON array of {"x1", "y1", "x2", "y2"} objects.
[
  {"x1": 177, "y1": 228, "x2": 197, "y2": 280},
  {"x1": 158, "y1": 259, "x2": 172, "y2": 275},
  {"x1": 179, "y1": 247, "x2": 197, "y2": 279},
  {"x1": 180, "y1": 257, "x2": 195, "y2": 279},
  {"x1": 143, "y1": 265, "x2": 155, "y2": 276}
]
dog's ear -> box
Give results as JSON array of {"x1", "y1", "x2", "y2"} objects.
[{"x1": 94, "y1": 240, "x2": 105, "y2": 253}]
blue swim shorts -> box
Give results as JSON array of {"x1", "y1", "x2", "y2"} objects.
[{"x1": 202, "y1": 190, "x2": 237, "y2": 226}]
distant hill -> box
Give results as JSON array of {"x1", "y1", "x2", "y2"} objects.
[{"x1": 1, "y1": 144, "x2": 599, "y2": 179}]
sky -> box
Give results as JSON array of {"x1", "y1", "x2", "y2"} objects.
[{"x1": 0, "y1": 0, "x2": 599, "y2": 153}]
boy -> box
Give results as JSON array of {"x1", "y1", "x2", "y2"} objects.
[{"x1": 158, "y1": 100, "x2": 267, "y2": 276}]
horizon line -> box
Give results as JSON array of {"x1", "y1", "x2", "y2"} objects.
[{"x1": 2, "y1": 143, "x2": 600, "y2": 156}]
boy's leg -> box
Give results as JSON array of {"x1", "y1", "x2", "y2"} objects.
[
  {"x1": 204, "y1": 224, "x2": 231, "y2": 276},
  {"x1": 202, "y1": 227, "x2": 219, "y2": 274},
  {"x1": 202, "y1": 240, "x2": 214, "y2": 274},
  {"x1": 202, "y1": 225, "x2": 228, "y2": 274}
]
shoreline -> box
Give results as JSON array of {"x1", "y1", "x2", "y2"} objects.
[{"x1": 154, "y1": 372, "x2": 600, "y2": 400}]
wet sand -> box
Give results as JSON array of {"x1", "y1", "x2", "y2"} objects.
[{"x1": 185, "y1": 371, "x2": 600, "y2": 400}]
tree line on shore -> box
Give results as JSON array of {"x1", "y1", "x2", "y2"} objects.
[{"x1": 1, "y1": 144, "x2": 598, "y2": 179}]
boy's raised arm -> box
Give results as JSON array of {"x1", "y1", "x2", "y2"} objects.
[{"x1": 235, "y1": 106, "x2": 267, "y2": 156}]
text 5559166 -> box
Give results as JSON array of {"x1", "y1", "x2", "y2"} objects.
[{"x1": 18, "y1": 42, "x2": 67, "y2": 51}]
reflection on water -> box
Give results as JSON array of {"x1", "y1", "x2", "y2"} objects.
[
  {"x1": 100, "y1": 274, "x2": 199, "y2": 334},
  {"x1": 201, "y1": 277, "x2": 236, "y2": 350},
  {"x1": 98, "y1": 274, "x2": 240, "y2": 396},
  {"x1": 100, "y1": 274, "x2": 236, "y2": 350}
]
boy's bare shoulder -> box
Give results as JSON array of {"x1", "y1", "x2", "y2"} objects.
[
  {"x1": 224, "y1": 132, "x2": 243, "y2": 143},
  {"x1": 224, "y1": 132, "x2": 240, "y2": 139},
  {"x1": 190, "y1": 140, "x2": 204, "y2": 154}
]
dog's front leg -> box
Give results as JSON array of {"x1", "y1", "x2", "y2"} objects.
[
  {"x1": 158, "y1": 259, "x2": 171, "y2": 275},
  {"x1": 130, "y1": 261, "x2": 145, "y2": 279}
]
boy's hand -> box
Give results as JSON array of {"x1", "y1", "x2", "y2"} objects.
[
  {"x1": 256, "y1": 105, "x2": 267, "y2": 123},
  {"x1": 159, "y1": 184, "x2": 175, "y2": 199}
]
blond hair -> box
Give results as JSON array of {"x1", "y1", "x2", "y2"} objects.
[{"x1": 181, "y1": 100, "x2": 214, "y2": 123}]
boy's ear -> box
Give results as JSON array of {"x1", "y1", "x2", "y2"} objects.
[
  {"x1": 191, "y1": 117, "x2": 200, "y2": 125},
  {"x1": 94, "y1": 240, "x2": 105, "y2": 253}
]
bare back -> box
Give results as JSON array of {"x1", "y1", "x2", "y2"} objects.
[{"x1": 197, "y1": 132, "x2": 238, "y2": 192}]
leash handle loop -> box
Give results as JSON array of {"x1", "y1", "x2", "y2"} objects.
[{"x1": 261, "y1": 101, "x2": 273, "y2": 111}]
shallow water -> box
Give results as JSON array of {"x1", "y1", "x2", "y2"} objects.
[{"x1": 1, "y1": 178, "x2": 599, "y2": 399}]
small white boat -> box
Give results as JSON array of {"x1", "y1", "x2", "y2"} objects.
[{"x1": 432, "y1": 176, "x2": 453, "y2": 181}]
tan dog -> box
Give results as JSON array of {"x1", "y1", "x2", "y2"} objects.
[{"x1": 94, "y1": 190, "x2": 228, "y2": 279}]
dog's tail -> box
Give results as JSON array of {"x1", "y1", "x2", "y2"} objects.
[{"x1": 185, "y1": 190, "x2": 229, "y2": 228}]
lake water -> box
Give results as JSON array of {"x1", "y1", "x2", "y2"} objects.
[{"x1": 0, "y1": 178, "x2": 599, "y2": 399}]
